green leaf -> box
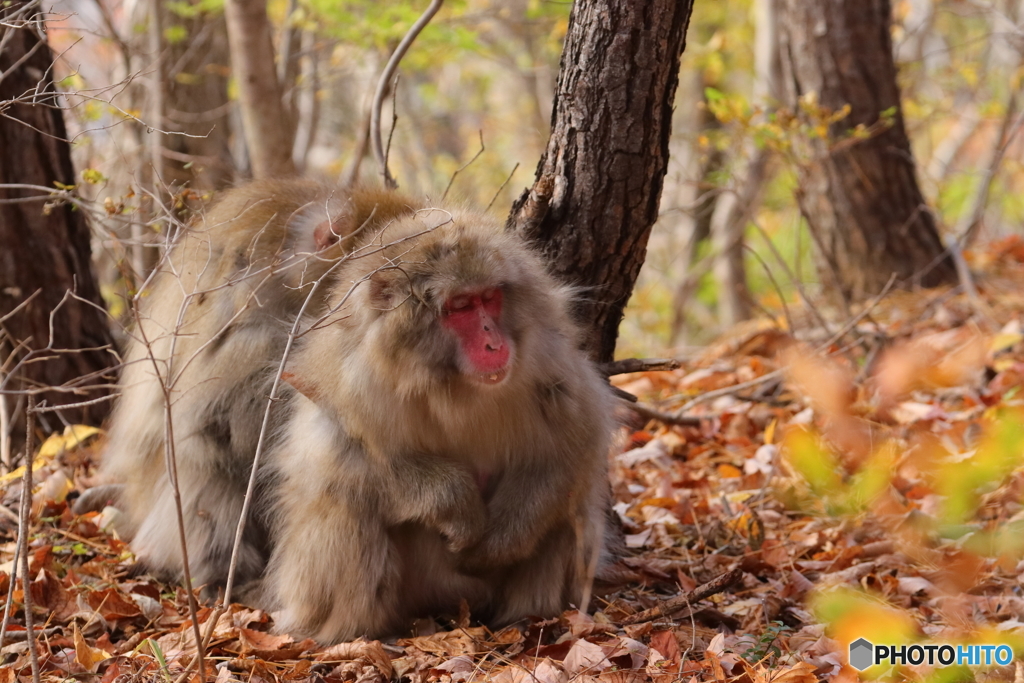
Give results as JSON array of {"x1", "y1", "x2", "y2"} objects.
[{"x1": 81, "y1": 168, "x2": 108, "y2": 185}]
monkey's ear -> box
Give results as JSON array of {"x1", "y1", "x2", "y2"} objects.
[
  {"x1": 312, "y1": 215, "x2": 356, "y2": 252},
  {"x1": 286, "y1": 196, "x2": 355, "y2": 254}
]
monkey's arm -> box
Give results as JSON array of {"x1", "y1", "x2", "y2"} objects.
[
  {"x1": 375, "y1": 455, "x2": 487, "y2": 552},
  {"x1": 458, "y1": 454, "x2": 586, "y2": 573}
]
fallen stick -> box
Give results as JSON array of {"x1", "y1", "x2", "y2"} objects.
[
  {"x1": 602, "y1": 358, "x2": 681, "y2": 376},
  {"x1": 620, "y1": 566, "x2": 743, "y2": 626}
]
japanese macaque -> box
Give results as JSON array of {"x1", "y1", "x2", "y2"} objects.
[
  {"x1": 101, "y1": 179, "x2": 615, "y2": 643},
  {"x1": 102, "y1": 180, "x2": 413, "y2": 592}
]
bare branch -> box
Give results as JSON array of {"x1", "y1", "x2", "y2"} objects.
[
  {"x1": 0, "y1": 463, "x2": 25, "y2": 646},
  {"x1": 624, "y1": 399, "x2": 704, "y2": 427},
  {"x1": 620, "y1": 566, "x2": 743, "y2": 625},
  {"x1": 370, "y1": 0, "x2": 444, "y2": 188},
  {"x1": 601, "y1": 358, "x2": 680, "y2": 376},
  {"x1": 442, "y1": 130, "x2": 485, "y2": 201},
  {"x1": 485, "y1": 162, "x2": 519, "y2": 213},
  {"x1": 21, "y1": 400, "x2": 41, "y2": 683}
]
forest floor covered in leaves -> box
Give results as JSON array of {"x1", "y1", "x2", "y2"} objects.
[{"x1": 5, "y1": 239, "x2": 1024, "y2": 683}]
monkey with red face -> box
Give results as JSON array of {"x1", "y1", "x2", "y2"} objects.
[
  {"x1": 102, "y1": 183, "x2": 615, "y2": 643},
  {"x1": 267, "y1": 205, "x2": 613, "y2": 641}
]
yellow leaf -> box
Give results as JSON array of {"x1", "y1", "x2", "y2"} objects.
[
  {"x1": 814, "y1": 587, "x2": 917, "y2": 650},
  {"x1": 991, "y1": 332, "x2": 1022, "y2": 354},
  {"x1": 992, "y1": 358, "x2": 1016, "y2": 373},
  {"x1": 38, "y1": 425, "x2": 101, "y2": 459},
  {"x1": 762, "y1": 661, "x2": 818, "y2": 683},
  {"x1": 0, "y1": 458, "x2": 48, "y2": 486},
  {"x1": 726, "y1": 491, "x2": 755, "y2": 504},
  {"x1": 73, "y1": 622, "x2": 110, "y2": 671}
]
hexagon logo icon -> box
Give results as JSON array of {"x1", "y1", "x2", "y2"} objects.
[{"x1": 849, "y1": 638, "x2": 874, "y2": 671}]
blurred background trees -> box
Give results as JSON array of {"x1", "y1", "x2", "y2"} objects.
[
  {"x1": 632, "y1": 0, "x2": 1024, "y2": 352},
  {"x1": 3, "y1": 0, "x2": 1024, "y2": 435},
  {"x1": 776, "y1": 0, "x2": 956, "y2": 304}
]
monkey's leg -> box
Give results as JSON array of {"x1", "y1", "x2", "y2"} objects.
[
  {"x1": 269, "y1": 490, "x2": 404, "y2": 643},
  {"x1": 129, "y1": 471, "x2": 267, "y2": 596},
  {"x1": 489, "y1": 524, "x2": 585, "y2": 625}
]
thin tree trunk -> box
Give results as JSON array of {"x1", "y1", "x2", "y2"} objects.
[
  {"x1": 508, "y1": 0, "x2": 695, "y2": 363},
  {"x1": 711, "y1": 153, "x2": 772, "y2": 327},
  {"x1": 162, "y1": 9, "x2": 234, "y2": 190},
  {"x1": 711, "y1": 0, "x2": 779, "y2": 327},
  {"x1": 0, "y1": 3, "x2": 115, "y2": 430},
  {"x1": 669, "y1": 86, "x2": 724, "y2": 343},
  {"x1": 224, "y1": 0, "x2": 296, "y2": 179},
  {"x1": 776, "y1": 0, "x2": 956, "y2": 303}
]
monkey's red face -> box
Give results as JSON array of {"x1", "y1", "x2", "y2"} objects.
[{"x1": 441, "y1": 287, "x2": 511, "y2": 385}]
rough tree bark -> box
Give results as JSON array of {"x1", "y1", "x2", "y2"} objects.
[
  {"x1": 224, "y1": 0, "x2": 296, "y2": 179},
  {"x1": 776, "y1": 0, "x2": 956, "y2": 303},
  {"x1": 508, "y1": 0, "x2": 695, "y2": 363},
  {"x1": 0, "y1": 4, "x2": 115, "y2": 428}
]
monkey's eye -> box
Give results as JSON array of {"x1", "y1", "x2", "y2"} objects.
[
  {"x1": 480, "y1": 287, "x2": 500, "y2": 302},
  {"x1": 446, "y1": 295, "x2": 473, "y2": 313}
]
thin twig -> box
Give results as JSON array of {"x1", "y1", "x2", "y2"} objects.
[
  {"x1": 671, "y1": 280, "x2": 897, "y2": 419},
  {"x1": 485, "y1": 162, "x2": 519, "y2": 213},
  {"x1": 370, "y1": 0, "x2": 444, "y2": 188},
  {"x1": 442, "y1": 130, "x2": 484, "y2": 201},
  {"x1": 957, "y1": 95, "x2": 1024, "y2": 248},
  {"x1": 189, "y1": 241, "x2": 397, "y2": 676},
  {"x1": 0, "y1": 503, "x2": 16, "y2": 523},
  {"x1": 625, "y1": 400, "x2": 704, "y2": 427},
  {"x1": 0, "y1": 627, "x2": 58, "y2": 642},
  {"x1": 816, "y1": 273, "x2": 897, "y2": 351},
  {"x1": 21, "y1": 400, "x2": 40, "y2": 683},
  {"x1": 743, "y1": 244, "x2": 794, "y2": 334},
  {"x1": 221, "y1": 260, "x2": 346, "y2": 608},
  {"x1": 0, "y1": 369, "x2": 8, "y2": 472},
  {"x1": 750, "y1": 217, "x2": 832, "y2": 335},
  {"x1": 678, "y1": 370, "x2": 784, "y2": 414},
  {"x1": 28, "y1": 392, "x2": 118, "y2": 413},
  {"x1": 0, "y1": 474, "x2": 25, "y2": 647},
  {"x1": 134, "y1": 302, "x2": 206, "y2": 679}
]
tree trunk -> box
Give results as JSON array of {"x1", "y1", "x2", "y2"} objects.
[
  {"x1": 776, "y1": 0, "x2": 956, "y2": 303},
  {"x1": 508, "y1": 0, "x2": 695, "y2": 363},
  {"x1": 162, "y1": 8, "x2": 235, "y2": 190},
  {"x1": 224, "y1": 0, "x2": 296, "y2": 179},
  {"x1": 0, "y1": 5, "x2": 115, "y2": 431}
]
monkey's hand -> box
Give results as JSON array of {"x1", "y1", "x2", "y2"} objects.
[
  {"x1": 435, "y1": 496, "x2": 487, "y2": 554},
  {"x1": 382, "y1": 457, "x2": 487, "y2": 553}
]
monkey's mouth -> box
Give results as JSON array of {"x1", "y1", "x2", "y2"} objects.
[{"x1": 474, "y1": 367, "x2": 508, "y2": 385}]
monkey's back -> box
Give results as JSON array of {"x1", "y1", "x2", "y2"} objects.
[{"x1": 102, "y1": 180, "x2": 421, "y2": 591}]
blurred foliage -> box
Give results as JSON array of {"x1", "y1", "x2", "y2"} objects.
[
  {"x1": 780, "y1": 374, "x2": 1024, "y2": 675},
  {"x1": 623, "y1": 0, "x2": 1024, "y2": 355}
]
